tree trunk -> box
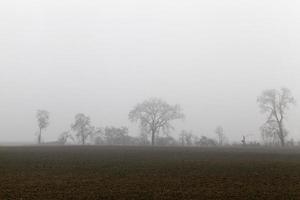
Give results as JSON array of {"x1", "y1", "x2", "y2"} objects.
[
  {"x1": 38, "y1": 128, "x2": 42, "y2": 144},
  {"x1": 278, "y1": 122, "x2": 285, "y2": 147},
  {"x1": 82, "y1": 135, "x2": 85, "y2": 145},
  {"x1": 151, "y1": 129, "x2": 155, "y2": 146}
]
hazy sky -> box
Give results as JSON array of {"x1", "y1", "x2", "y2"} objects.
[{"x1": 1, "y1": 0, "x2": 300, "y2": 142}]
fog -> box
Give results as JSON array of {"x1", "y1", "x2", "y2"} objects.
[{"x1": 1, "y1": 0, "x2": 300, "y2": 143}]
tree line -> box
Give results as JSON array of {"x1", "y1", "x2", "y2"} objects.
[{"x1": 36, "y1": 88, "x2": 296, "y2": 147}]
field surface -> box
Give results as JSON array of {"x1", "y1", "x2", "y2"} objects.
[{"x1": 1, "y1": 146, "x2": 300, "y2": 199}]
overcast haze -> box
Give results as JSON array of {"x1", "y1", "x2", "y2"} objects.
[{"x1": 1, "y1": 0, "x2": 300, "y2": 142}]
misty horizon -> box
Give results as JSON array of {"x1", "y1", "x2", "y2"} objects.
[{"x1": 1, "y1": 0, "x2": 300, "y2": 143}]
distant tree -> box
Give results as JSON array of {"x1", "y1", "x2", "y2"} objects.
[
  {"x1": 257, "y1": 88, "x2": 295, "y2": 146},
  {"x1": 36, "y1": 110, "x2": 50, "y2": 144},
  {"x1": 246, "y1": 141, "x2": 261, "y2": 147},
  {"x1": 94, "y1": 136, "x2": 105, "y2": 145},
  {"x1": 215, "y1": 126, "x2": 227, "y2": 146},
  {"x1": 91, "y1": 127, "x2": 104, "y2": 145},
  {"x1": 92, "y1": 127, "x2": 140, "y2": 146},
  {"x1": 196, "y1": 136, "x2": 217, "y2": 147},
  {"x1": 179, "y1": 130, "x2": 194, "y2": 146},
  {"x1": 71, "y1": 113, "x2": 94, "y2": 145},
  {"x1": 129, "y1": 98, "x2": 184, "y2": 146},
  {"x1": 104, "y1": 126, "x2": 130, "y2": 145},
  {"x1": 57, "y1": 131, "x2": 75, "y2": 145},
  {"x1": 156, "y1": 135, "x2": 177, "y2": 146}
]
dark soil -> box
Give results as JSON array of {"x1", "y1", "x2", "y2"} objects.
[{"x1": 1, "y1": 146, "x2": 300, "y2": 200}]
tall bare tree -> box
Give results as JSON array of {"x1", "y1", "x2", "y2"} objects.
[
  {"x1": 36, "y1": 110, "x2": 50, "y2": 144},
  {"x1": 129, "y1": 98, "x2": 184, "y2": 146},
  {"x1": 71, "y1": 113, "x2": 94, "y2": 145},
  {"x1": 215, "y1": 126, "x2": 227, "y2": 146},
  {"x1": 257, "y1": 88, "x2": 295, "y2": 146}
]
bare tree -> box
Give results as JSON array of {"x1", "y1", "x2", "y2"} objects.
[
  {"x1": 260, "y1": 121, "x2": 281, "y2": 146},
  {"x1": 257, "y1": 88, "x2": 295, "y2": 146},
  {"x1": 71, "y1": 113, "x2": 94, "y2": 145},
  {"x1": 36, "y1": 110, "x2": 50, "y2": 144},
  {"x1": 156, "y1": 135, "x2": 177, "y2": 146},
  {"x1": 179, "y1": 130, "x2": 194, "y2": 146},
  {"x1": 58, "y1": 131, "x2": 75, "y2": 145},
  {"x1": 215, "y1": 126, "x2": 227, "y2": 146},
  {"x1": 104, "y1": 126, "x2": 130, "y2": 145},
  {"x1": 91, "y1": 127, "x2": 103, "y2": 145},
  {"x1": 196, "y1": 136, "x2": 217, "y2": 147},
  {"x1": 129, "y1": 98, "x2": 184, "y2": 146}
]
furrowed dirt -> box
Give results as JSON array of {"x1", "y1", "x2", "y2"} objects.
[{"x1": 1, "y1": 146, "x2": 300, "y2": 200}]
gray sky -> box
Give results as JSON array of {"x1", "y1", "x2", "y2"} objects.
[{"x1": 1, "y1": 0, "x2": 300, "y2": 142}]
